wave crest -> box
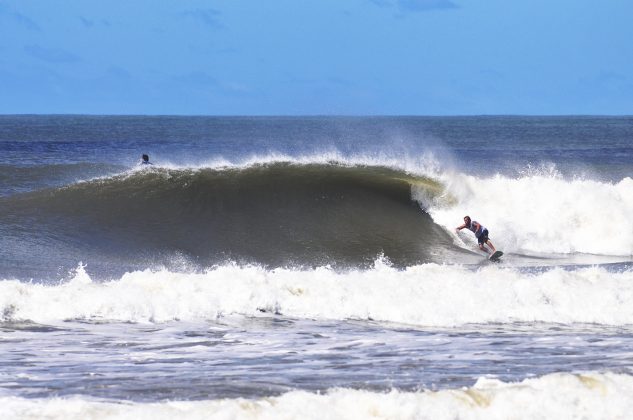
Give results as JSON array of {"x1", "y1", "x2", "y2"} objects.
[{"x1": 2, "y1": 262, "x2": 632, "y2": 326}]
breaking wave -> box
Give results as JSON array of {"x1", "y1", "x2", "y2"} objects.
[
  {"x1": 0, "y1": 163, "x2": 456, "y2": 269},
  {"x1": 1, "y1": 159, "x2": 631, "y2": 278},
  {"x1": 1, "y1": 372, "x2": 631, "y2": 420},
  {"x1": 1, "y1": 262, "x2": 632, "y2": 326},
  {"x1": 427, "y1": 172, "x2": 633, "y2": 257}
]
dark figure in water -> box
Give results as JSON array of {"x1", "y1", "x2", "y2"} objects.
[
  {"x1": 140, "y1": 154, "x2": 152, "y2": 165},
  {"x1": 456, "y1": 215, "x2": 497, "y2": 255}
]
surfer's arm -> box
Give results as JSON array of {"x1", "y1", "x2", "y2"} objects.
[{"x1": 455, "y1": 223, "x2": 467, "y2": 232}]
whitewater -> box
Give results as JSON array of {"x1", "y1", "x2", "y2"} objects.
[
  {"x1": 2, "y1": 262, "x2": 633, "y2": 326},
  {"x1": 1, "y1": 115, "x2": 632, "y2": 419},
  {"x1": 426, "y1": 172, "x2": 633, "y2": 256},
  {"x1": 3, "y1": 373, "x2": 633, "y2": 420}
]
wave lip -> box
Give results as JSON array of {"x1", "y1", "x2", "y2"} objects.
[
  {"x1": 1, "y1": 372, "x2": 631, "y2": 419},
  {"x1": 2, "y1": 263, "x2": 633, "y2": 327}
]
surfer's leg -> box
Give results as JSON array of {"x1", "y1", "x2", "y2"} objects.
[
  {"x1": 479, "y1": 229, "x2": 495, "y2": 254},
  {"x1": 478, "y1": 236, "x2": 490, "y2": 254}
]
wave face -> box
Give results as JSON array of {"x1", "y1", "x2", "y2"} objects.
[
  {"x1": 2, "y1": 160, "x2": 632, "y2": 279},
  {"x1": 2, "y1": 372, "x2": 632, "y2": 420},
  {"x1": 1, "y1": 159, "x2": 632, "y2": 280},
  {"x1": 0, "y1": 163, "x2": 457, "y2": 273},
  {"x1": 2, "y1": 262, "x2": 632, "y2": 326}
]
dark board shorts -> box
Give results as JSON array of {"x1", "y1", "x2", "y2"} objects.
[{"x1": 478, "y1": 229, "x2": 489, "y2": 245}]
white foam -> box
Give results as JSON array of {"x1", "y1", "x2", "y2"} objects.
[
  {"x1": 1, "y1": 262, "x2": 632, "y2": 326},
  {"x1": 424, "y1": 173, "x2": 633, "y2": 257},
  {"x1": 1, "y1": 372, "x2": 632, "y2": 420}
]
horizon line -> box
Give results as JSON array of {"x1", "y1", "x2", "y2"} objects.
[{"x1": 1, "y1": 113, "x2": 632, "y2": 118}]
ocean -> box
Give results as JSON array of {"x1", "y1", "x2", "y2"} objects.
[{"x1": 0, "y1": 115, "x2": 632, "y2": 419}]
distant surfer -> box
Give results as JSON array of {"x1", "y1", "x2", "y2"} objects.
[
  {"x1": 140, "y1": 154, "x2": 152, "y2": 165},
  {"x1": 456, "y1": 216, "x2": 498, "y2": 257}
]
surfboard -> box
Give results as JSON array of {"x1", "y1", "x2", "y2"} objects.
[{"x1": 489, "y1": 250, "x2": 503, "y2": 261}]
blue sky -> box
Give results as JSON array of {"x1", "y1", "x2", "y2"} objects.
[{"x1": 1, "y1": 0, "x2": 632, "y2": 115}]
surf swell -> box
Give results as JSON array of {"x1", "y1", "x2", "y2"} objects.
[
  {"x1": 0, "y1": 163, "x2": 455, "y2": 272},
  {"x1": 0, "y1": 163, "x2": 126, "y2": 196}
]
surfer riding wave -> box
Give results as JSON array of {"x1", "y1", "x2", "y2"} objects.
[{"x1": 456, "y1": 215, "x2": 498, "y2": 258}]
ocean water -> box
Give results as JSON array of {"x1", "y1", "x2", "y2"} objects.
[{"x1": 0, "y1": 115, "x2": 632, "y2": 419}]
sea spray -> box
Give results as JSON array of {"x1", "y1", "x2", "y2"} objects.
[{"x1": 427, "y1": 174, "x2": 633, "y2": 256}]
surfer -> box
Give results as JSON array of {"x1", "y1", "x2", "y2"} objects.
[
  {"x1": 456, "y1": 216, "x2": 497, "y2": 256},
  {"x1": 140, "y1": 154, "x2": 152, "y2": 165}
]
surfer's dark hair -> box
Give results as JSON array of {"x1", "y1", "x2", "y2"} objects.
[{"x1": 142, "y1": 154, "x2": 149, "y2": 161}]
